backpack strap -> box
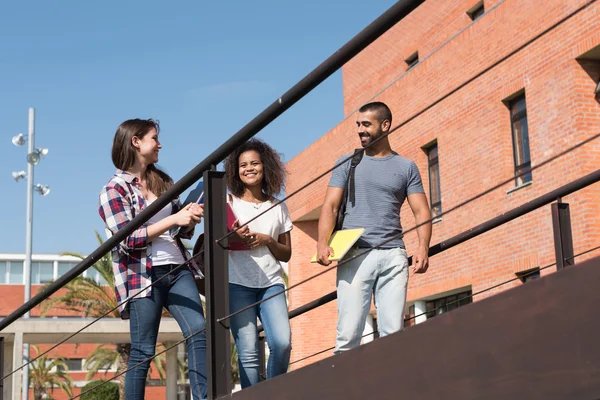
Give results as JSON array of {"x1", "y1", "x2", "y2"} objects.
[
  {"x1": 334, "y1": 149, "x2": 364, "y2": 231},
  {"x1": 347, "y1": 148, "x2": 364, "y2": 207}
]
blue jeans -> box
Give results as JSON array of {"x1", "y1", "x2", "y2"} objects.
[
  {"x1": 229, "y1": 283, "x2": 291, "y2": 388},
  {"x1": 335, "y1": 248, "x2": 409, "y2": 354},
  {"x1": 126, "y1": 265, "x2": 207, "y2": 400}
]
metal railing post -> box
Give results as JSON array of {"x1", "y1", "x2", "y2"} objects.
[
  {"x1": 0, "y1": 336, "x2": 4, "y2": 400},
  {"x1": 552, "y1": 199, "x2": 574, "y2": 269},
  {"x1": 203, "y1": 169, "x2": 231, "y2": 399}
]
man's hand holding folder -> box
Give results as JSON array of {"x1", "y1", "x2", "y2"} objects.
[{"x1": 317, "y1": 242, "x2": 335, "y2": 266}]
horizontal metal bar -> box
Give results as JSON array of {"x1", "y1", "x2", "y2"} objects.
[
  {"x1": 282, "y1": 168, "x2": 600, "y2": 324},
  {"x1": 0, "y1": 0, "x2": 425, "y2": 332}
]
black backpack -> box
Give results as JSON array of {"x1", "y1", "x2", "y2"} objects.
[{"x1": 334, "y1": 149, "x2": 364, "y2": 231}]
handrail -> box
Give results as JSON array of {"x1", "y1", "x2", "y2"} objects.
[
  {"x1": 258, "y1": 168, "x2": 600, "y2": 332},
  {"x1": 0, "y1": 0, "x2": 425, "y2": 332}
]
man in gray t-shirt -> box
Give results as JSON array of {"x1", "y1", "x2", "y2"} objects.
[{"x1": 317, "y1": 101, "x2": 432, "y2": 354}]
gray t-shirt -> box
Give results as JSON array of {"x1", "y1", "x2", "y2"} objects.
[{"x1": 329, "y1": 152, "x2": 425, "y2": 249}]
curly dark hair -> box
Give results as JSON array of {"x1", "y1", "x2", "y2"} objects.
[{"x1": 225, "y1": 138, "x2": 286, "y2": 198}]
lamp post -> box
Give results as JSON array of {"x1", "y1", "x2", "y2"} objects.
[{"x1": 11, "y1": 108, "x2": 50, "y2": 400}]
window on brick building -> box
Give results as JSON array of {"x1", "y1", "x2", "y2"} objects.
[
  {"x1": 57, "y1": 358, "x2": 84, "y2": 372},
  {"x1": 57, "y1": 262, "x2": 76, "y2": 279},
  {"x1": 425, "y1": 142, "x2": 442, "y2": 219},
  {"x1": 426, "y1": 290, "x2": 472, "y2": 319},
  {"x1": 516, "y1": 267, "x2": 541, "y2": 283},
  {"x1": 31, "y1": 261, "x2": 54, "y2": 284},
  {"x1": 405, "y1": 52, "x2": 419, "y2": 71},
  {"x1": 467, "y1": 1, "x2": 485, "y2": 21},
  {"x1": 58, "y1": 261, "x2": 108, "y2": 286},
  {"x1": 0, "y1": 262, "x2": 6, "y2": 284},
  {"x1": 508, "y1": 94, "x2": 532, "y2": 186},
  {"x1": 8, "y1": 261, "x2": 23, "y2": 284}
]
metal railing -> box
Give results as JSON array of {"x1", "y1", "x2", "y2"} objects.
[
  {"x1": 0, "y1": 0, "x2": 424, "y2": 333},
  {"x1": 0, "y1": 1, "x2": 426, "y2": 398},
  {"x1": 1, "y1": 0, "x2": 599, "y2": 399}
]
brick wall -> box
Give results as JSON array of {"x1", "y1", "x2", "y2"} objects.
[{"x1": 286, "y1": 0, "x2": 600, "y2": 369}]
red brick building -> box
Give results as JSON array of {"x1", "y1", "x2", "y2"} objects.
[{"x1": 285, "y1": 0, "x2": 600, "y2": 369}]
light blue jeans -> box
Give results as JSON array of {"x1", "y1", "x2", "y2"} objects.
[
  {"x1": 334, "y1": 247, "x2": 409, "y2": 354},
  {"x1": 229, "y1": 283, "x2": 291, "y2": 388}
]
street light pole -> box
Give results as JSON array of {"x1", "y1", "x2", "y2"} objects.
[
  {"x1": 11, "y1": 109, "x2": 50, "y2": 400},
  {"x1": 22, "y1": 107, "x2": 35, "y2": 400}
]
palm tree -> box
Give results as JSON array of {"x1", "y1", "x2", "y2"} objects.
[
  {"x1": 28, "y1": 345, "x2": 73, "y2": 400},
  {"x1": 43, "y1": 231, "x2": 244, "y2": 397},
  {"x1": 151, "y1": 343, "x2": 187, "y2": 386},
  {"x1": 40, "y1": 231, "x2": 129, "y2": 400},
  {"x1": 41, "y1": 231, "x2": 180, "y2": 399},
  {"x1": 84, "y1": 343, "x2": 164, "y2": 384},
  {"x1": 83, "y1": 343, "x2": 131, "y2": 385}
]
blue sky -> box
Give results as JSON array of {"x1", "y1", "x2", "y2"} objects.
[{"x1": 1, "y1": 0, "x2": 396, "y2": 254}]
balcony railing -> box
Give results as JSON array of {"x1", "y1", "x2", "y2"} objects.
[{"x1": 2, "y1": 0, "x2": 600, "y2": 399}]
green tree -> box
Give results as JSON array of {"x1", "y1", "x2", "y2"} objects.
[
  {"x1": 80, "y1": 380, "x2": 119, "y2": 400},
  {"x1": 28, "y1": 345, "x2": 73, "y2": 400}
]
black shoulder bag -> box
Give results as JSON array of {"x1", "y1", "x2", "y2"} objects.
[{"x1": 334, "y1": 149, "x2": 364, "y2": 231}]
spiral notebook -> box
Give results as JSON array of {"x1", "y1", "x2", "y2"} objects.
[{"x1": 310, "y1": 228, "x2": 365, "y2": 263}]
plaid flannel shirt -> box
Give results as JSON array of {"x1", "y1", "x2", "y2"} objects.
[{"x1": 98, "y1": 170, "x2": 201, "y2": 319}]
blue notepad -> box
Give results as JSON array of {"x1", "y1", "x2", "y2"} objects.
[{"x1": 182, "y1": 181, "x2": 204, "y2": 207}]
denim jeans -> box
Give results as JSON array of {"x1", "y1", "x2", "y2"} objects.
[
  {"x1": 229, "y1": 283, "x2": 291, "y2": 388},
  {"x1": 126, "y1": 264, "x2": 207, "y2": 400},
  {"x1": 334, "y1": 247, "x2": 409, "y2": 354}
]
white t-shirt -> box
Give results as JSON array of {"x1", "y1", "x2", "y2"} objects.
[
  {"x1": 147, "y1": 200, "x2": 186, "y2": 266},
  {"x1": 228, "y1": 195, "x2": 293, "y2": 288}
]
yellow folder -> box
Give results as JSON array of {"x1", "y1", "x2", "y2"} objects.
[{"x1": 310, "y1": 228, "x2": 366, "y2": 263}]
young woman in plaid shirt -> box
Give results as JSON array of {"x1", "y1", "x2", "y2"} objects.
[{"x1": 99, "y1": 119, "x2": 207, "y2": 400}]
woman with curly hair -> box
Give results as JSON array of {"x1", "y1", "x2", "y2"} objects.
[{"x1": 224, "y1": 138, "x2": 292, "y2": 388}]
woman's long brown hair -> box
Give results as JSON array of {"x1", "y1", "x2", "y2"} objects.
[{"x1": 111, "y1": 118, "x2": 172, "y2": 196}]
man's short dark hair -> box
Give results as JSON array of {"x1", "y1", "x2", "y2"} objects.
[{"x1": 359, "y1": 101, "x2": 392, "y2": 125}]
